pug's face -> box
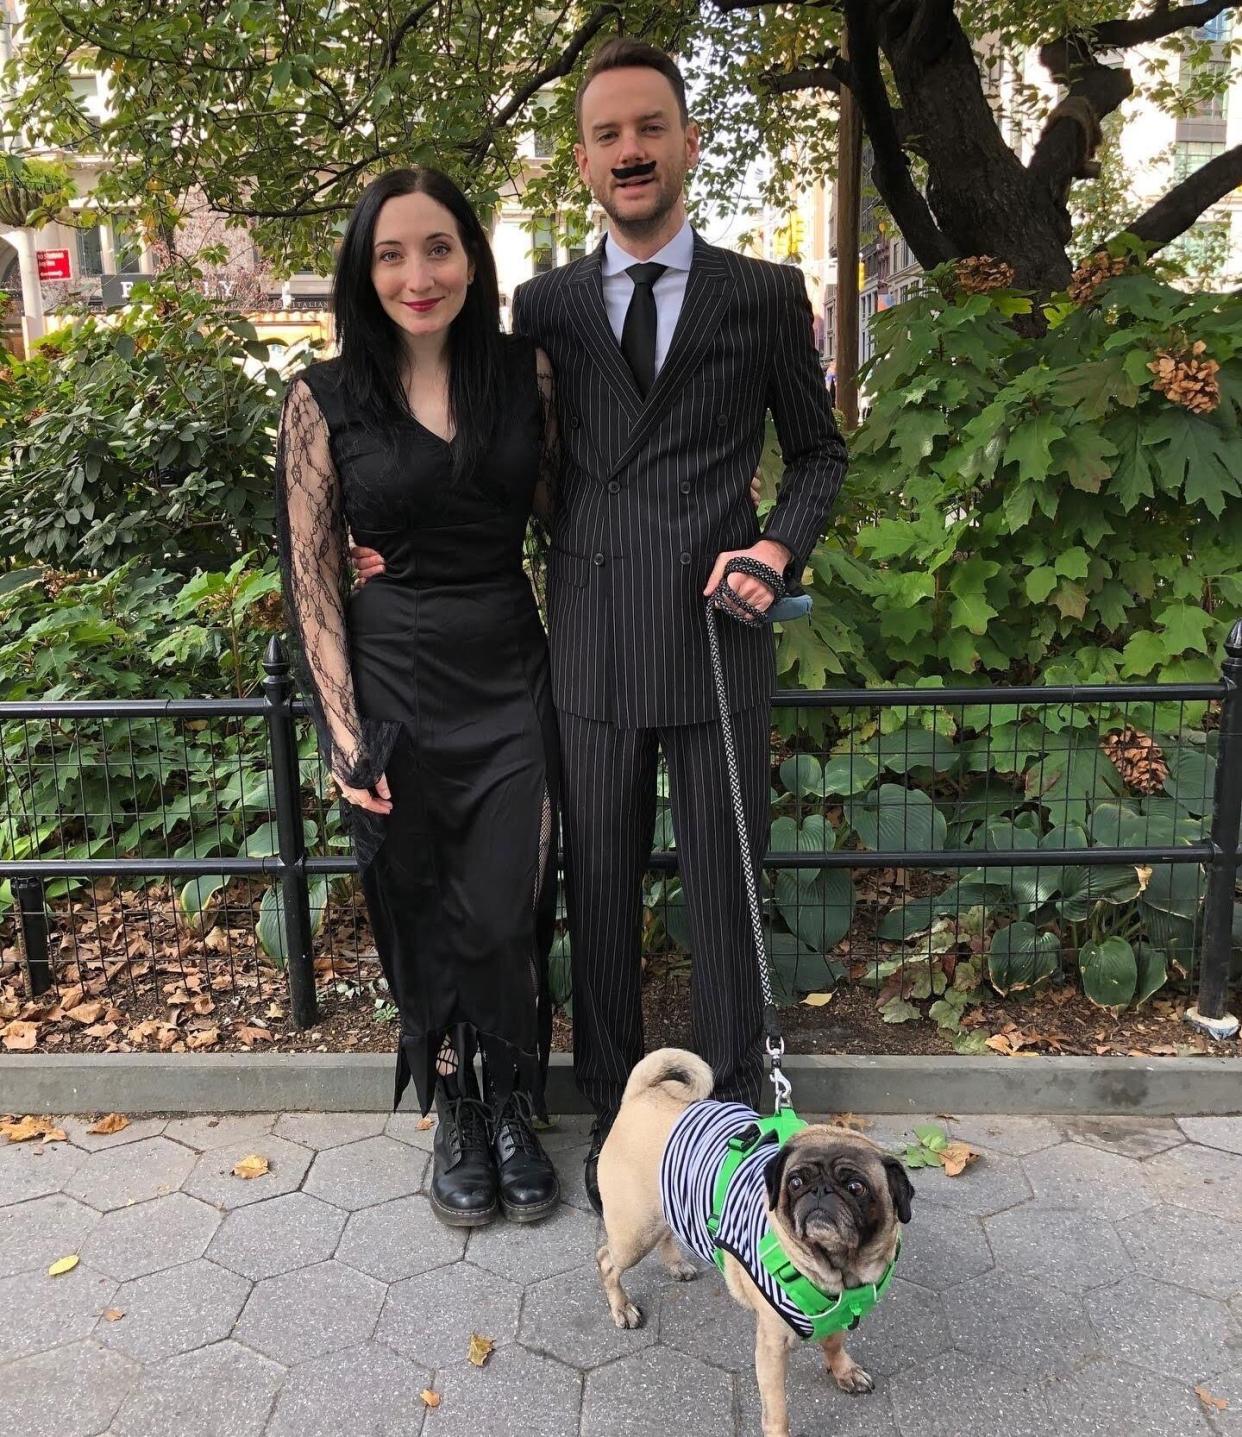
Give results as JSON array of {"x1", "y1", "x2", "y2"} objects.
[{"x1": 764, "y1": 1128, "x2": 914, "y2": 1285}]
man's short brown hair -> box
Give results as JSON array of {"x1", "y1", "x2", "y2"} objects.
[{"x1": 574, "y1": 38, "x2": 689, "y2": 135}]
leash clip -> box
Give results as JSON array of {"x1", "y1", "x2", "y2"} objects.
[{"x1": 766, "y1": 1034, "x2": 792, "y2": 1113}]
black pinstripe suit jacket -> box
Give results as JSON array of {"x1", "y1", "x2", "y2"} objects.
[{"x1": 513, "y1": 231, "x2": 847, "y2": 730}]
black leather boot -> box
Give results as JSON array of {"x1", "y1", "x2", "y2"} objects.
[
  {"x1": 584, "y1": 1111, "x2": 615, "y2": 1217},
  {"x1": 488, "y1": 1083, "x2": 560, "y2": 1224},
  {"x1": 429, "y1": 1076, "x2": 499, "y2": 1228}
]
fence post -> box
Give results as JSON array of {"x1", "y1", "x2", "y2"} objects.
[
  {"x1": 1187, "y1": 618, "x2": 1242, "y2": 1039},
  {"x1": 263, "y1": 636, "x2": 318, "y2": 1029},
  {"x1": 14, "y1": 874, "x2": 52, "y2": 998}
]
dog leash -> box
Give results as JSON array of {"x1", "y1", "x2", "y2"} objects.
[{"x1": 704, "y1": 557, "x2": 812, "y2": 1118}]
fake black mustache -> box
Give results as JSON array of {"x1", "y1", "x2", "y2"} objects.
[{"x1": 612, "y1": 161, "x2": 657, "y2": 183}]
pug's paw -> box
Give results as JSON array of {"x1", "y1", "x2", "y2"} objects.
[
  {"x1": 613, "y1": 1300, "x2": 644, "y2": 1330},
  {"x1": 831, "y1": 1360, "x2": 875, "y2": 1395},
  {"x1": 665, "y1": 1259, "x2": 698, "y2": 1282}
]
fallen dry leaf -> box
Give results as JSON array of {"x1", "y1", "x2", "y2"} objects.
[
  {"x1": 2, "y1": 1020, "x2": 39, "y2": 1051},
  {"x1": 467, "y1": 1333, "x2": 494, "y2": 1368},
  {"x1": 64, "y1": 1001, "x2": 106, "y2": 1026},
  {"x1": 103, "y1": 1308, "x2": 125, "y2": 1322},
  {"x1": 186, "y1": 1027, "x2": 220, "y2": 1050},
  {"x1": 829, "y1": 1113, "x2": 871, "y2": 1133},
  {"x1": 236, "y1": 1026, "x2": 275, "y2": 1046},
  {"x1": 232, "y1": 1154, "x2": 270, "y2": 1180},
  {"x1": 416, "y1": 1116, "x2": 435, "y2": 1131},
  {"x1": 1195, "y1": 1386, "x2": 1228, "y2": 1413},
  {"x1": 420, "y1": 1389, "x2": 441, "y2": 1408},
  {"x1": 2, "y1": 1115, "x2": 65, "y2": 1143},
  {"x1": 83, "y1": 1022, "x2": 118, "y2": 1040},
  {"x1": 801, "y1": 992, "x2": 833, "y2": 1007},
  {"x1": 88, "y1": 1113, "x2": 130, "y2": 1136},
  {"x1": 1134, "y1": 864, "x2": 1152, "y2": 894},
  {"x1": 47, "y1": 1254, "x2": 79, "y2": 1277},
  {"x1": 939, "y1": 1141, "x2": 979, "y2": 1178}
]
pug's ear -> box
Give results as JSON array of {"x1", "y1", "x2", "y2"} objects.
[
  {"x1": 764, "y1": 1146, "x2": 792, "y2": 1212},
  {"x1": 882, "y1": 1155, "x2": 915, "y2": 1224}
]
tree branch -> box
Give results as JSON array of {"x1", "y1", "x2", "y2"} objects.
[
  {"x1": 1082, "y1": 0, "x2": 1236, "y2": 51},
  {"x1": 1122, "y1": 141, "x2": 1242, "y2": 249},
  {"x1": 843, "y1": 0, "x2": 958, "y2": 267},
  {"x1": 383, "y1": 2, "x2": 437, "y2": 71}
]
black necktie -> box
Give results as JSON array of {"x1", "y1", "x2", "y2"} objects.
[{"x1": 620, "y1": 262, "x2": 667, "y2": 397}]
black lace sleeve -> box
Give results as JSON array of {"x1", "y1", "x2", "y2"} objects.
[
  {"x1": 274, "y1": 376, "x2": 399, "y2": 866},
  {"x1": 532, "y1": 346, "x2": 560, "y2": 536}
]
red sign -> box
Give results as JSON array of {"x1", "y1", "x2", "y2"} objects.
[{"x1": 37, "y1": 249, "x2": 72, "y2": 280}]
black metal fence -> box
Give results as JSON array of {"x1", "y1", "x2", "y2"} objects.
[{"x1": 3, "y1": 621, "x2": 1240, "y2": 1046}]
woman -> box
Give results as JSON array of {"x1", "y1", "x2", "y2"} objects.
[{"x1": 275, "y1": 168, "x2": 560, "y2": 1228}]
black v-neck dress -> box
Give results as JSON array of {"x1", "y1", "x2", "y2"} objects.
[{"x1": 274, "y1": 336, "x2": 558, "y2": 1115}]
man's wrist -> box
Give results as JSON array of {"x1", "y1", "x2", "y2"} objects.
[{"x1": 752, "y1": 538, "x2": 792, "y2": 573}]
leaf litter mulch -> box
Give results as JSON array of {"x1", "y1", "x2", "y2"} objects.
[{"x1": 0, "y1": 877, "x2": 1230, "y2": 1062}]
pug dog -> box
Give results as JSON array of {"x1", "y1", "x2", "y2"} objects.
[{"x1": 595, "y1": 1047, "x2": 914, "y2": 1437}]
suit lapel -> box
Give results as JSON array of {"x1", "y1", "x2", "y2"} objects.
[
  {"x1": 607, "y1": 233, "x2": 730, "y2": 479},
  {"x1": 567, "y1": 238, "x2": 643, "y2": 423}
]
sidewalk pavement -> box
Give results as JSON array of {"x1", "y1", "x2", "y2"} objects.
[{"x1": 3, "y1": 1109, "x2": 1242, "y2": 1436}]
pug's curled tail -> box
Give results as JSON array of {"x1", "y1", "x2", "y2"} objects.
[{"x1": 621, "y1": 1048, "x2": 714, "y2": 1105}]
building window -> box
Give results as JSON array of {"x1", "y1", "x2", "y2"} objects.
[
  {"x1": 112, "y1": 222, "x2": 141, "y2": 272},
  {"x1": 1180, "y1": 57, "x2": 1229, "y2": 120},
  {"x1": 76, "y1": 225, "x2": 103, "y2": 278},
  {"x1": 1174, "y1": 139, "x2": 1226, "y2": 181},
  {"x1": 532, "y1": 110, "x2": 556, "y2": 160},
  {"x1": 532, "y1": 218, "x2": 555, "y2": 275},
  {"x1": 1195, "y1": 13, "x2": 1231, "y2": 40}
]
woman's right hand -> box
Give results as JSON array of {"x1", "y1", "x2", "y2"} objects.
[
  {"x1": 348, "y1": 541, "x2": 386, "y2": 589},
  {"x1": 333, "y1": 771, "x2": 394, "y2": 816}
]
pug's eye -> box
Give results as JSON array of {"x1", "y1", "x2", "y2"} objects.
[
  {"x1": 845, "y1": 1178, "x2": 868, "y2": 1199},
  {"x1": 788, "y1": 1173, "x2": 804, "y2": 1191}
]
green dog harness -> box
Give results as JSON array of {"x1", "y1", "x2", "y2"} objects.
[{"x1": 704, "y1": 1107, "x2": 900, "y2": 1342}]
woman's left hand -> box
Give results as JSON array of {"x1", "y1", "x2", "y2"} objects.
[
  {"x1": 348, "y1": 542, "x2": 386, "y2": 589},
  {"x1": 750, "y1": 471, "x2": 762, "y2": 508}
]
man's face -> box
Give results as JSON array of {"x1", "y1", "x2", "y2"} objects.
[{"x1": 575, "y1": 66, "x2": 699, "y2": 236}]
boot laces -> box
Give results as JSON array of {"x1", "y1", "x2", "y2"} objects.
[
  {"x1": 449, "y1": 1095, "x2": 491, "y2": 1148},
  {"x1": 495, "y1": 1090, "x2": 540, "y2": 1156}
]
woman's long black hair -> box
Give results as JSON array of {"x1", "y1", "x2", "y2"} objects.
[{"x1": 332, "y1": 166, "x2": 502, "y2": 484}]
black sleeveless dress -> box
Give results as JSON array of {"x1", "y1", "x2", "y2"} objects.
[{"x1": 274, "y1": 335, "x2": 558, "y2": 1115}]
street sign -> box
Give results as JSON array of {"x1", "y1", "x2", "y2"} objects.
[
  {"x1": 37, "y1": 249, "x2": 71, "y2": 280},
  {"x1": 100, "y1": 272, "x2": 147, "y2": 308}
]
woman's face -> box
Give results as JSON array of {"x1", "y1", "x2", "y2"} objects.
[{"x1": 371, "y1": 190, "x2": 474, "y2": 342}]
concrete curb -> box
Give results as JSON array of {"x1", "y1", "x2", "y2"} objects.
[{"x1": 3, "y1": 1051, "x2": 1241, "y2": 1116}]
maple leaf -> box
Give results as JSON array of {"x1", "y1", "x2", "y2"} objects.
[
  {"x1": 467, "y1": 1333, "x2": 495, "y2": 1368},
  {"x1": 88, "y1": 1113, "x2": 130, "y2": 1136},
  {"x1": 939, "y1": 1141, "x2": 979, "y2": 1178},
  {"x1": 232, "y1": 1154, "x2": 270, "y2": 1180}
]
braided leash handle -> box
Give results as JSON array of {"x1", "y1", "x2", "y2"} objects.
[{"x1": 705, "y1": 556, "x2": 800, "y2": 1107}]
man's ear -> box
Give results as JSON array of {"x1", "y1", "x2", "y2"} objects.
[
  {"x1": 764, "y1": 1145, "x2": 792, "y2": 1212},
  {"x1": 882, "y1": 1156, "x2": 915, "y2": 1224}
]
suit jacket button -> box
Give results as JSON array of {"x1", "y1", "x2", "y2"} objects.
[
  {"x1": 679, "y1": 481, "x2": 691, "y2": 494},
  {"x1": 680, "y1": 552, "x2": 691, "y2": 565},
  {"x1": 607, "y1": 481, "x2": 620, "y2": 494},
  {"x1": 593, "y1": 553, "x2": 605, "y2": 566},
  {"x1": 569, "y1": 415, "x2": 581, "y2": 429},
  {"x1": 716, "y1": 413, "x2": 728, "y2": 426}
]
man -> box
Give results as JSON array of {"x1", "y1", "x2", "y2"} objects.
[{"x1": 514, "y1": 39, "x2": 846, "y2": 1209}]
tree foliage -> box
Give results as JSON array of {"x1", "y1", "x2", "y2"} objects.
[{"x1": 4, "y1": 2, "x2": 1239, "y2": 290}]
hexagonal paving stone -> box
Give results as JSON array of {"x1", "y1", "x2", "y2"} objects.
[
  {"x1": 581, "y1": 1347, "x2": 734, "y2": 1437},
  {"x1": 427, "y1": 1346, "x2": 582, "y2": 1436},
  {"x1": 58, "y1": 1116, "x2": 168, "y2": 1152},
  {"x1": 946, "y1": 1115, "x2": 1067, "y2": 1158},
  {"x1": 164, "y1": 1113, "x2": 278, "y2": 1151},
  {"x1": 1083, "y1": 1274, "x2": 1242, "y2": 1384},
  {"x1": 888, "y1": 1349, "x2": 1052, "y2": 1437},
  {"x1": 537, "y1": 1115, "x2": 595, "y2": 1152},
  {"x1": 897, "y1": 1199, "x2": 995, "y2": 1292},
  {"x1": 267, "y1": 1342, "x2": 433, "y2": 1437},
  {"x1": 0, "y1": 1262, "x2": 118, "y2": 1362},
  {"x1": 63, "y1": 1137, "x2": 197, "y2": 1213},
  {"x1": 0, "y1": 1136, "x2": 86, "y2": 1206},
  {"x1": 1023, "y1": 1141, "x2": 1156, "y2": 1220},
  {"x1": 1145, "y1": 1146, "x2": 1242, "y2": 1224},
  {"x1": 522, "y1": 1260, "x2": 659, "y2": 1369},
  {"x1": 0, "y1": 1192, "x2": 99, "y2": 1276},
  {"x1": 182, "y1": 1135, "x2": 314, "y2": 1211},
  {"x1": 983, "y1": 1206, "x2": 1132, "y2": 1294},
  {"x1": 658, "y1": 1265, "x2": 757, "y2": 1372},
  {"x1": 376, "y1": 1261, "x2": 522, "y2": 1369},
  {"x1": 336, "y1": 1195, "x2": 465, "y2": 1282},
  {"x1": 109, "y1": 1338, "x2": 282, "y2": 1437},
  {"x1": 303, "y1": 1135, "x2": 427, "y2": 1211},
  {"x1": 4, "y1": 1338, "x2": 137, "y2": 1437},
  {"x1": 273, "y1": 1112, "x2": 388, "y2": 1149},
  {"x1": 553, "y1": 1143, "x2": 597, "y2": 1214},
  {"x1": 385, "y1": 1112, "x2": 439, "y2": 1153},
  {"x1": 842, "y1": 1276, "x2": 954, "y2": 1381},
  {"x1": 99, "y1": 1258, "x2": 250, "y2": 1362},
  {"x1": 80, "y1": 1192, "x2": 222, "y2": 1281},
  {"x1": 1041, "y1": 1357, "x2": 1214, "y2": 1436},
  {"x1": 234, "y1": 1259, "x2": 386, "y2": 1364},
  {"x1": 906, "y1": 1148, "x2": 1033, "y2": 1218},
  {"x1": 1177, "y1": 1118, "x2": 1242, "y2": 1156},
  {"x1": 465, "y1": 1200, "x2": 597, "y2": 1285},
  {"x1": 206, "y1": 1192, "x2": 346, "y2": 1280},
  {"x1": 1120, "y1": 1205, "x2": 1242, "y2": 1300},
  {"x1": 736, "y1": 1360, "x2": 904, "y2": 1437},
  {"x1": 942, "y1": 1269, "x2": 1099, "y2": 1378},
  {"x1": 1061, "y1": 1116, "x2": 1186, "y2": 1161}
]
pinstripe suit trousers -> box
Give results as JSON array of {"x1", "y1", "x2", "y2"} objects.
[{"x1": 559, "y1": 706, "x2": 769, "y2": 1115}]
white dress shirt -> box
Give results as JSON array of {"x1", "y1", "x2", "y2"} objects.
[{"x1": 601, "y1": 219, "x2": 694, "y2": 380}]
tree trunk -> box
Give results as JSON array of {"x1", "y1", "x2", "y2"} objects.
[{"x1": 877, "y1": 8, "x2": 1074, "y2": 297}]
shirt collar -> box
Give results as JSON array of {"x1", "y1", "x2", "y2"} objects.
[{"x1": 602, "y1": 218, "x2": 695, "y2": 277}]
